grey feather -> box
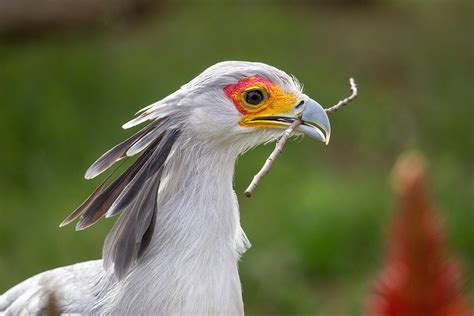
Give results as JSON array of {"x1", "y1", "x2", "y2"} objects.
[
  {"x1": 135, "y1": 175, "x2": 160, "y2": 243},
  {"x1": 59, "y1": 172, "x2": 115, "y2": 227},
  {"x1": 73, "y1": 128, "x2": 180, "y2": 278},
  {"x1": 102, "y1": 171, "x2": 161, "y2": 278},
  {"x1": 84, "y1": 118, "x2": 165, "y2": 180},
  {"x1": 121, "y1": 111, "x2": 160, "y2": 130},
  {"x1": 137, "y1": 204, "x2": 156, "y2": 258},
  {"x1": 105, "y1": 129, "x2": 180, "y2": 218},
  {"x1": 126, "y1": 124, "x2": 168, "y2": 157},
  {"x1": 75, "y1": 138, "x2": 160, "y2": 230},
  {"x1": 111, "y1": 210, "x2": 137, "y2": 279}
]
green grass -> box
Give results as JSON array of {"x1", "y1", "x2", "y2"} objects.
[{"x1": 0, "y1": 1, "x2": 472, "y2": 314}]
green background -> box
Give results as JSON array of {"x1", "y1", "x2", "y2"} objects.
[{"x1": 0, "y1": 1, "x2": 472, "y2": 315}]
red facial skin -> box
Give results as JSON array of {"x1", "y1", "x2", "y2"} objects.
[{"x1": 224, "y1": 76, "x2": 273, "y2": 114}]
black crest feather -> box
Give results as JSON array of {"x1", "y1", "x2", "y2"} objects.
[{"x1": 61, "y1": 118, "x2": 181, "y2": 279}]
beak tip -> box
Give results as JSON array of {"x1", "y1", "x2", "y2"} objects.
[
  {"x1": 298, "y1": 98, "x2": 331, "y2": 145},
  {"x1": 325, "y1": 133, "x2": 331, "y2": 145}
]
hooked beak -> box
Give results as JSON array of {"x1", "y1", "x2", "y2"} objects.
[
  {"x1": 247, "y1": 97, "x2": 331, "y2": 144},
  {"x1": 295, "y1": 98, "x2": 331, "y2": 144}
]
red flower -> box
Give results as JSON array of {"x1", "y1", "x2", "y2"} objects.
[{"x1": 367, "y1": 153, "x2": 471, "y2": 316}]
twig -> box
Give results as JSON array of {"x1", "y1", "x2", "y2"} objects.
[
  {"x1": 324, "y1": 78, "x2": 358, "y2": 113},
  {"x1": 244, "y1": 78, "x2": 358, "y2": 197},
  {"x1": 244, "y1": 118, "x2": 302, "y2": 197}
]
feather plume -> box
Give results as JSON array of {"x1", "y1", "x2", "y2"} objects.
[
  {"x1": 84, "y1": 118, "x2": 165, "y2": 180},
  {"x1": 62, "y1": 118, "x2": 180, "y2": 278},
  {"x1": 126, "y1": 125, "x2": 167, "y2": 157},
  {"x1": 105, "y1": 129, "x2": 180, "y2": 218},
  {"x1": 121, "y1": 111, "x2": 160, "y2": 130},
  {"x1": 75, "y1": 139, "x2": 159, "y2": 230},
  {"x1": 59, "y1": 172, "x2": 114, "y2": 227},
  {"x1": 102, "y1": 172, "x2": 161, "y2": 279}
]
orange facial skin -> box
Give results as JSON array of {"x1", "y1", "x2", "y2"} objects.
[{"x1": 224, "y1": 76, "x2": 298, "y2": 128}]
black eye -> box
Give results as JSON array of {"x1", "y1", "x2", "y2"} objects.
[{"x1": 244, "y1": 89, "x2": 265, "y2": 106}]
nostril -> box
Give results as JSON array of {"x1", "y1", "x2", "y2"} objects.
[{"x1": 295, "y1": 100, "x2": 305, "y2": 110}]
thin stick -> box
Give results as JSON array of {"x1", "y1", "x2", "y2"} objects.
[
  {"x1": 324, "y1": 78, "x2": 358, "y2": 113},
  {"x1": 244, "y1": 78, "x2": 358, "y2": 197},
  {"x1": 244, "y1": 118, "x2": 302, "y2": 197}
]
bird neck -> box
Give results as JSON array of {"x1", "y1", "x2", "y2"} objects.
[
  {"x1": 153, "y1": 137, "x2": 245, "y2": 252},
  {"x1": 111, "y1": 136, "x2": 249, "y2": 314}
]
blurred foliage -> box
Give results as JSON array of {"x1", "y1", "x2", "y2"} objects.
[
  {"x1": 0, "y1": 0, "x2": 159, "y2": 34},
  {"x1": 0, "y1": 0, "x2": 472, "y2": 315}
]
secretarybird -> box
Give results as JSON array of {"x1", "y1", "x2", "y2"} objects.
[{"x1": 0, "y1": 61, "x2": 331, "y2": 315}]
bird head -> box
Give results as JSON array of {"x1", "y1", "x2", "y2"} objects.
[{"x1": 123, "y1": 61, "x2": 330, "y2": 150}]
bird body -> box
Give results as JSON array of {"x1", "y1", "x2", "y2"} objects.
[{"x1": 1, "y1": 61, "x2": 330, "y2": 315}]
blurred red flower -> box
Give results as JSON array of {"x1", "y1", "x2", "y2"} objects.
[{"x1": 367, "y1": 153, "x2": 471, "y2": 316}]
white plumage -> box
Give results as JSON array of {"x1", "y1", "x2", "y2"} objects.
[{"x1": 0, "y1": 61, "x2": 330, "y2": 315}]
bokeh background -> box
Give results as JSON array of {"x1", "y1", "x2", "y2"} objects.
[{"x1": 0, "y1": 0, "x2": 472, "y2": 315}]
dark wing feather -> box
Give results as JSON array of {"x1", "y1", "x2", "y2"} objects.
[
  {"x1": 126, "y1": 125, "x2": 166, "y2": 157},
  {"x1": 103, "y1": 170, "x2": 162, "y2": 278},
  {"x1": 59, "y1": 172, "x2": 114, "y2": 227},
  {"x1": 137, "y1": 205, "x2": 156, "y2": 258},
  {"x1": 75, "y1": 137, "x2": 161, "y2": 230},
  {"x1": 111, "y1": 210, "x2": 138, "y2": 279},
  {"x1": 105, "y1": 129, "x2": 180, "y2": 218},
  {"x1": 62, "y1": 120, "x2": 181, "y2": 279},
  {"x1": 101, "y1": 130, "x2": 180, "y2": 278},
  {"x1": 84, "y1": 118, "x2": 165, "y2": 180},
  {"x1": 135, "y1": 174, "x2": 161, "y2": 243}
]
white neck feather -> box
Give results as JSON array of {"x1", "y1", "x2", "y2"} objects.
[{"x1": 100, "y1": 134, "x2": 249, "y2": 315}]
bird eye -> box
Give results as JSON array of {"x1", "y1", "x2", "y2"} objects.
[{"x1": 244, "y1": 89, "x2": 266, "y2": 107}]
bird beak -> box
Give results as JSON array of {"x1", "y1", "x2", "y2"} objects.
[
  {"x1": 295, "y1": 98, "x2": 331, "y2": 144},
  {"x1": 244, "y1": 96, "x2": 331, "y2": 144}
]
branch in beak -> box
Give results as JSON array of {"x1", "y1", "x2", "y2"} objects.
[
  {"x1": 245, "y1": 117, "x2": 302, "y2": 197},
  {"x1": 245, "y1": 78, "x2": 358, "y2": 197}
]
